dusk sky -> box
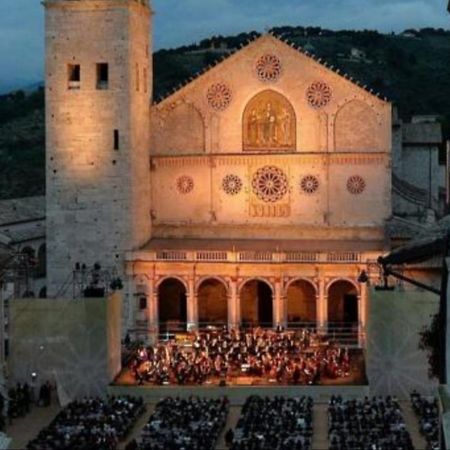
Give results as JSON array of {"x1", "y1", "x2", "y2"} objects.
[{"x1": 0, "y1": 0, "x2": 448, "y2": 92}]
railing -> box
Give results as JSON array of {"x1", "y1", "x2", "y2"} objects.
[
  {"x1": 149, "y1": 250, "x2": 371, "y2": 264},
  {"x1": 327, "y1": 252, "x2": 360, "y2": 263},
  {"x1": 155, "y1": 251, "x2": 187, "y2": 261},
  {"x1": 196, "y1": 251, "x2": 228, "y2": 261},
  {"x1": 285, "y1": 251, "x2": 318, "y2": 263},
  {"x1": 128, "y1": 321, "x2": 365, "y2": 348},
  {"x1": 238, "y1": 251, "x2": 273, "y2": 262}
]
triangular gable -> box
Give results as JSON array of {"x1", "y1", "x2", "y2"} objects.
[{"x1": 154, "y1": 33, "x2": 389, "y2": 108}]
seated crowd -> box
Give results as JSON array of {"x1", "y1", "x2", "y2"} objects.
[
  {"x1": 328, "y1": 395, "x2": 413, "y2": 450},
  {"x1": 26, "y1": 396, "x2": 145, "y2": 450},
  {"x1": 130, "y1": 328, "x2": 350, "y2": 386},
  {"x1": 410, "y1": 391, "x2": 439, "y2": 450},
  {"x1": 7, "y1": 383, "x2": 32, "y2": 423},
  {"x1": 135, "y1": 396, "x2": 228, "y2": 450},
  {"x1": 230, "y1": 395, "x2": 313, "y2": 450}
]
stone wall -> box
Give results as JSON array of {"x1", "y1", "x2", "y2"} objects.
[
  {"x1": 150, "y1": 35, "x2": 392, "y2": 240},
  {"x1": 45, "y1": 0, "x2": 152, "y2": 297}
]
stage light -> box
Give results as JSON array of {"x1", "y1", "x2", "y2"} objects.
[{"x1": 357, "y1": 270, "x2": 369, "y2": 284}]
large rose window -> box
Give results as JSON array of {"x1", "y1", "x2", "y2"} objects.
[
  {"x1": 306, "y1": 81, "x2": 332, "y2": 109},
  {"x1": 256, "y1": 54, "x2": 282, "y2": 82},
  {"x1": 251, "y1": 166, "x2": 288, "y2": 203}
]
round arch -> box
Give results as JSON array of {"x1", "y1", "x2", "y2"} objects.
[
  {"x1": 243, "y1": 89, "x2": 296, "y2": 151},
  {"x1": 327, "y1": 279, "x2": 359, "y2": 325},
  {"x1": 325, "y1": 277, "x2": 359, "y2": 294},
  {"x1": 286, "y1": 279, "x2": 317, "y2": 327},
  {"x1": 156, "y1": 275, "x2": 189, "y2": 292},
  {"x1": 158, "y1": 277, "x2": 187, "y2": 333},
  {"x1": 195, "y1": 276, "x2": 229, "y2": 294},
  {"x1": 239, "y1": 278, "x2": 274, "y2": 328},
  {"x1": 238, "y1": 277, "x2": 274, "y2": 295},
  {"x1": 37, "y1": 243, "x2": 46, "y2": 278},
  {"x1": 284, "y1": 277, "x2": 318, "y2": 297},
  {"x1": 21, "y1": 246, "x2": 36, "y2": 259},
  {"x1": 197, "y1": 278, "x2": 228, "y2": 327}
]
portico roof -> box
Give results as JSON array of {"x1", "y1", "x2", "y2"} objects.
[{"x1": 139, "y1": 238, "x2": 387, "y2": 253}]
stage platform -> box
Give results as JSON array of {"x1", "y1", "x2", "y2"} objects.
[{"x1": 107, "y1": 383, "x2": 370, "y2": 405}]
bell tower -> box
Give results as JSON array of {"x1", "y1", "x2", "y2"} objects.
[{"x1": 44, "y1": 0, "x2": 152, "y2": 297}]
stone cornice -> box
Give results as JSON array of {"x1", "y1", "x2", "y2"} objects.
[{"x1": 150, "y1": 153, "x2": 389, "y2": 168}]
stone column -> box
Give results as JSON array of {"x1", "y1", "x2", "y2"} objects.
[
  {"x1": 228, "y1": 278, "x2": 239, "y2": 329},
  {"x1": 147, "y1": 290, "x2": 159, "y2": 344},
  {"x1": 317, "y1": 278, "x2": 327, "y2": 333},
  {"x1": 187, "y1": 277, "x2": 198, "y2": 331},
  {"x1": 274, "y1": 279, "x2": 284, "y2": 328},
  {"x1": 148, "y1": 286, "x2": 158, "y2": 345},
  {"x1": 358, "y1": 282, "x2": 367, "y2": 347}
]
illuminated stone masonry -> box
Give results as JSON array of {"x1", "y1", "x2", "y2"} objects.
[
  {"x1": 44, "y1": 2, "x2": 392, "y2": 343},
  {"x1": 126, "y1": 245, "x2": 379, "y2": 347}
]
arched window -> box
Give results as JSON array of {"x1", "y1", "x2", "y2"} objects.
[{"x1": 243, "y1": 90, "x2": 296, "y2": 152}]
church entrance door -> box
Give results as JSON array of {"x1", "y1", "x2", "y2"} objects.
[
  {"x1": 327, "y1": 280, "x2": 359, "y2": 327},
  {"x1": 240, "y1": 280, "x2": 273, "y2": 328},
  {"x1": 158, "y1": 278, "x2": 187, "y2": 333},
  {"x1": 198, "y1": 279, "x2": 228, "y2": 327},
  {"x1": 286, "y1": 279, "x2": 316, "y2": 328}
]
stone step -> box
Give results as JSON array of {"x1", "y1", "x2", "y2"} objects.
[
  {"x1": 312, "y1": 403, "x2": 329, "y2": 450},
  {"x1": 118, "y1": 403, "x2": 155, "y2": 450},
  {"x1": 402, "y1": 402, "x2": 428, "y2": 450}
]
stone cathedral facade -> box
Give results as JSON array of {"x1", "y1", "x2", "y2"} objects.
[{"x1": 45, "y1": 0, "x2": 392, "y2": 341}]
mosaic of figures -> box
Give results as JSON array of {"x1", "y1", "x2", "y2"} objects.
[{"x1": 243, "y1": 90, "x2": 296, "y2": 151}]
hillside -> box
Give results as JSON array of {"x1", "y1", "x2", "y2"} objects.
[{"x1": 1, "y1": 27, "x2": 449, "y2": 200}]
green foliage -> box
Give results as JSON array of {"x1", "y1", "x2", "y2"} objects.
[
  {"x1": 0, "y1": 87, "x2": 44, "y2": 126},
  {"x1": 418, "y1": 313, "x2": 442, "y2": 380}
]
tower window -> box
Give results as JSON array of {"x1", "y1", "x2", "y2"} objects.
[
  {"x1": 139, "y1": 297, "x2": 147, "y2": 310},
  {"x1": 143, "y1": 67, "x2": 147, "y2": 94},
  {"x1": 68, "y1": 64, "x2": 80, "y2": 89},
  {"x1": 114, "y1": 129, "x2": 119, "y2": 150},
  {"x1": 96, "y1": 63, "x2": 109, "y2": 89},
  {"x1": 136, "y1": 63, "x2": 140, "y2": 92}
]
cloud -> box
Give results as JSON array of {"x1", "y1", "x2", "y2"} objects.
[{"x1": 0, "y1": 0, "x2": 448, "y2": 90}]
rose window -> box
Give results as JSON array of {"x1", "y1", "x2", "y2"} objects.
[
  {"x1": 306, "y1": 81, "x2": 332, "y2": 109},
  {"x1": 300, "y1": 175, "x2": 320, "y2": 194},
  {"x1": 222, "y1": 174, "x2": 243, "y2": 195},
  {"x1": 207, "y1": 82, "x2": 232, "y2": 111},
  {"x1": 256, "y1": 54, "x2": 282, "y2": 82},
  {"x1": 252, "y1": 166, "x2": 288, "y2": 203},
  {"x1": 346, "y1": 175, "x2": 366, "y2": 195},
  {"x1": 176, "y1": 175, "x2": 194, "y2": 194}
]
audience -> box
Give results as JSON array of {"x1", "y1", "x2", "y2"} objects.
[
  {"x1": 26, "y1": 395, "x2": 145, "y2": 450},
  {"x1": 328, "y1": 395, "x2": 413, "y2": 450},
  {"x1": 231, "y1": 395, "x2": 313, "y2": 450},
  {"x1": 129, "y1": 328, "x2": 350, "y2": 386},
  {"x1": 137, "y1": 396, "x2": 228, "y2": 450},
  {"x1": 410, "y1": 391, "x2": 439, "y2": 450},
  {"x1": 7, "y1": 383, "x2": 31, "y2": 424}
]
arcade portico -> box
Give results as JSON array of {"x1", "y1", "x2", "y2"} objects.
[{"x1": 127, "y1": 239, "x2": 382, "y2": 344}]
